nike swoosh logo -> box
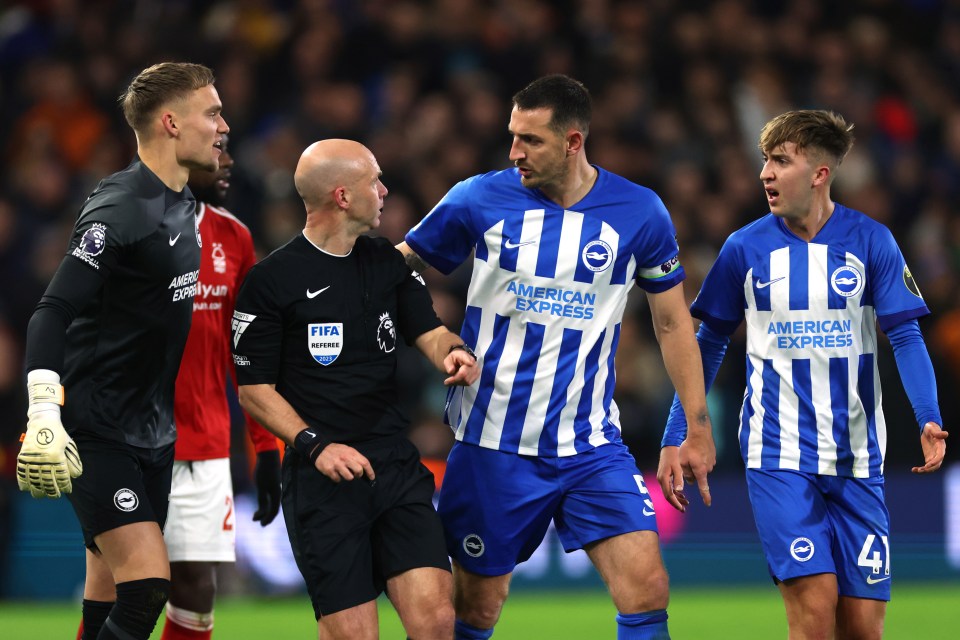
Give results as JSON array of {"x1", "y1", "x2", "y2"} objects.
[
  {"x1": 306, "y1": 286, "x2": 330, "y2": 299},
  {"x1": 756, "y1": 276, "x2": 785, "y2": 289},
  {"x1": 866, "y1": 575, "x2": 890, "y2": 585},
  {"x1": 504, "y1": 239, "x2": 536, "y2": 249},
  {"x1": 169, "y1": 233, "x2": 181, "y2": 246},
  {"x1": 642, "y1": 508, "x2": 655, "y2": 517}
]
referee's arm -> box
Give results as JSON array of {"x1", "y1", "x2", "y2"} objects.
[
  {"x1": 238, "y1": 384, "x2": 375, "y2": 483},
  {"x1": 413, "y1": 326, "x2": 480, "y2": 387},
  {"x1": 237, "y1": 384, "x2": 310, "y2": 447}
]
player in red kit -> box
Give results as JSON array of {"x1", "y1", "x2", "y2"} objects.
[{"x1": 160, "y1": 134, "x2": 281, "y2": 640}]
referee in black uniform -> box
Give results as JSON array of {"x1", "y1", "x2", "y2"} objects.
[
  {"x1": 235, "y1": 139, "x2": 479, "y2": 640},
  {"x1": 17, "y1": 62, "x2": 229, "y2": 640}
]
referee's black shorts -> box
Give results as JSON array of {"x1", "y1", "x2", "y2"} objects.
[
  {"x1": 281, "y1": 436, "x2": 450, "y2": 618},
  {"x1": 66, "y1": 431, "x2": 175, "y2": 550}
]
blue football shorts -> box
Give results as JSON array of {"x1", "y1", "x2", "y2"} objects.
[
  {"x1": 437, "y1": 441, "x2": 659, "y2": 576},
  {"x1": 746, "y1": 468, "x2": 892, "y2": 601}
]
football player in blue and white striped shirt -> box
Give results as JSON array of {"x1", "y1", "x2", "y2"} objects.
[
  {"x1": 662, "y1": 110, "x2": 948, "y2": 639},
  {"x1": 399, "y1": 74, "x2": 715, "y2": 640}
]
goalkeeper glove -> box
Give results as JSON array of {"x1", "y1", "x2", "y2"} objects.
[
  {"x1": 252, "y1": 449, "x2": 282, "y2": 526},
  {"x1": 17, "y1": 369, "x2": 83, "y2": 498}
]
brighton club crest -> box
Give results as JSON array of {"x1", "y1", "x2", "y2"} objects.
[
  {"x1": 830, "y1": 265, "x2": 864, "y2": 298},
  {"x1": 581, "y1": 239, "x2": 613, "y2": 272}
]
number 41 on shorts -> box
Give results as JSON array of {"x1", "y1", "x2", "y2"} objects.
[{"x1": 857, "y1": 534, "x2": 890, "y2": 579}]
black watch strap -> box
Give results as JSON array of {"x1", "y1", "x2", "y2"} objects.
[{"x1": 448, "y1": 343, "x2": 477, "y2": 361}]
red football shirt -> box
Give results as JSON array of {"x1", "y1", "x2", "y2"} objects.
[{"x1": 174, "y1": 203, "x2": 277, "y2": 460}]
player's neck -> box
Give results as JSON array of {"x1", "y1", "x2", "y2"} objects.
[
  {"x1": 783, "y1": 199, "x2": 835, "y2": 242},
  {"x1": 541, "y1": 159, "x2": 598, "y2": 208},
  {"x1": 138, "y1": 144, "x2": 190, "y2": 192}
]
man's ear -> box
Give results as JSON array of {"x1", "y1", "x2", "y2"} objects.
[
  {"x1": 333, "y1": 185, "x2": 350, "y2": 208},
  {"x1": 566, "y1": 130, "x2": 584, "y2": 156},
  {"x1": 812, "y1": 164, "x2": 831, "y2": 188},
  {"x1": 161, "y1": 110, "x2": 179, "y2": 138}
]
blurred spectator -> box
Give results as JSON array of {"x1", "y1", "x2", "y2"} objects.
[{"x1": 9, "y1": 58, "x2": 108, "y2": 172}]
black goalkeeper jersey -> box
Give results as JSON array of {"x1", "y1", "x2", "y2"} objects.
[
  {"x1": 25, "y1": 159, "x2": 201, "y2": 448},
  {"x1": 232, "y1": 233, "x2": 442, "y2": 445}
]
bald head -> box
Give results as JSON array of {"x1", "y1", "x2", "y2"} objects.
[{"x1": 294, "y1": 139, "x2": 375, "y2": 210}]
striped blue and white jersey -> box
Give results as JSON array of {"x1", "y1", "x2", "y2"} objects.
[
  {"x1": 691, "y1": 205, "x2": 929, "y2": 477},
  {"x1": 405, "y1": 167, "x2": 684, "y2": 457}
]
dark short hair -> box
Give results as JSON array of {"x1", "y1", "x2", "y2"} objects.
[
  {"x1": 758, "y1": 110, "x2": 855, "y2": 166},
  {"x1": 119, "y1": 62, "x2": 215, "y2": 133},
  {"x1": 512, "y1": 74, "x2": 592, "y2": 137}
]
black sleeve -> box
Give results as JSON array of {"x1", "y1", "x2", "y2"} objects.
[
  {"x1": 24, "y1": 199, "x2": 136, "y2": 373},
  {"x1": 394, "y1": 257, "x2": 443, "y2": 345},
  {"x1": 232, "y1": 265, "x2": 285, "y2": 386},
  {"x1": 64, "y1": 200, "x2": 135, "y2": 279},
  {"x1": 24, "y1": 255, "x2": 109, "y2": 373}
]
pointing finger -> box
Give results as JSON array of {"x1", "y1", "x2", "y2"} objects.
[
  {"x1": 699, "y1": 482, "x2": 712, "y2": 507},
  {"x1": 695, "y1": 469, "x2": 712, "y2": 507}
]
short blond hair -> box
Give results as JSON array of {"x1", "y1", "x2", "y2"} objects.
[{"x1": 119, "y1": 62, "x2": 215, "y2": 133}]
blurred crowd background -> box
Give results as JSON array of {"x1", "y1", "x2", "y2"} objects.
[{"x1": 1, "y1": 0, "x2": 959, "y2": 587}]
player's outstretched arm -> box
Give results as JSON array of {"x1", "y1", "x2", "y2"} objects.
[
  {"x1": 648, "y1": 284, "x2": 716, "y2": 506},
  {"x1": 395, "y1": 241, "x2": 433, "y2": 274},
  {"x1": 17, "y1": 369, "x2": 83, "y2": 498},
  {"x1": 913, "y1": 422, "x2": 948, "y2": 474}
]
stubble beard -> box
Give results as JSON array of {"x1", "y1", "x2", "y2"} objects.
[{"x1": 521, "y1": 161, "x2": 565, "y2": 193}]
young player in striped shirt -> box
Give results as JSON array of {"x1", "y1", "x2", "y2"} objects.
[{"x1": 661, "y1": 110, "x2": 948, "y2": 639}]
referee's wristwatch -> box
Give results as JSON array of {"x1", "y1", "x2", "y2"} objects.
[{"x1": 448, "y1": 343, "x2": 477, "y2": 361}]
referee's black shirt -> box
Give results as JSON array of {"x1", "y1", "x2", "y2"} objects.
[
  {"x1": 25, "y1": 159, "x2": 201, "y2": 448},
  {"x1": 232, "y1": 233, "x2": 443, "y2": 445}
]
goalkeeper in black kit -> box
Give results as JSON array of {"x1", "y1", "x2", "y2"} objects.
[
  {"x1": 233, "y1": 139, "x2": 479, "y2": 640},
  {"x1": 17, "y1": 62, "x2": 229, "y2": 640}
]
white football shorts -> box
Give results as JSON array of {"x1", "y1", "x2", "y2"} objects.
[{"x1": 164, "y1": 458, "x2": 236, "y2": 562}]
